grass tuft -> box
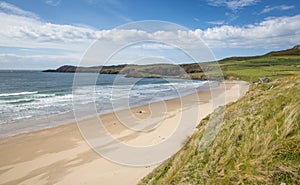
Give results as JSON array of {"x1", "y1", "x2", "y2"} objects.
[{"x1": 139, "y1": 76, "x2": 300, "y2": 185}]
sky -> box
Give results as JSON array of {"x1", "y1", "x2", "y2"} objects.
[{"x1": 0, "y1": 0, "x2": 300, "y2": 69}]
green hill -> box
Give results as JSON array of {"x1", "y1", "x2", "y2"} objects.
[
  {"x1": 139, "y1": 75, "x2": 300, "y2": 184},
  {"x1": 187, "y1": 54, "x2": 300, "y2": 81},
  {"x1": 219, "y1": 55, "x2": 300, "y2": 81},
  {"x1": 43, "y1": 45, "x2": 300, "y2": 81},
  {"x1": 185, "y1": 45, "x2": 300, "y2": 81}
]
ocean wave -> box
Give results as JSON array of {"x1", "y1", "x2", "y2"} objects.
[
  {"x1": 7, "y1": 99, "x2": 36, "y2": 104},
  {"x1": 33, "y1": 94, "x2": 56, "y2": 98},
  {"x1": 0, "y1": 79, "x2": 210, "y2": 126},
  {"x1": 0, "y1": 91, "x2": 38, "y2": 97}
]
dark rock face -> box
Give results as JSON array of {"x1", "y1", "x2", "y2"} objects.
[
  {"x1": 56, "y1": 65, "x2": 77, "y2": 72},
  {"x1": 42, "y1": 69, "x2": 58, "y2": 72},
  {"x1": 42, "y1": 65, "x2": 77, "y2": 72},
  {"x1": 42, "y1": 64, "x2": 200, "y2": 77},
  {"x1": 293, "y1": 45, "x2": 300, "y2": 50},
  {"x1": 42, "y1": 65, "x2": 101, "y2": 73}
]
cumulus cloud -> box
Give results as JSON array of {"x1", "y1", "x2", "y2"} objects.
[
  {"x1": 0, "y1": 2, "x2": 300, "y2": 68},
  {"x1": 207, "y1": 0, "x2": 260, "y2": 10},
  {"x1": 261, "y1": 5, "x2": 294, "y2": 14},
  {"x1": 197, "y1": 15, "x2": 300, "y2": 48},
  {"x1": 1, "y1": 8, "x2": 300, "y2": 50},
  {"x1": 2, "y1": 1, "x2": 298, "y2": 51},
  {"x1": 0, "y1": 11, "x2": 98, "y2": 50},
  {"x1": 0, "y1": 10, "x2": 198, "y2": 50}
]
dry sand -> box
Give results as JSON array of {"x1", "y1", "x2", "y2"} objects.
[{"x1": 0, "y1": 81, "x2": 249, "y2": 185}]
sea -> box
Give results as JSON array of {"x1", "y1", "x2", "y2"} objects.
[{"x1": 0, "y1": 70, "x2": 214, "y2": 138}]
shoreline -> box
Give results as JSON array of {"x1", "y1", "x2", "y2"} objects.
[
  {"x1": 0, "y1": 80, "x2": 214, "y2": 139},
  {"x1": 0, "y1": 80, "x2": 249, "y2": 185}
]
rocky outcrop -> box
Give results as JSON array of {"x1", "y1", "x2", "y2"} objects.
[{"x1": 42, "y1": 64, "x2": 203, "y2": 77}]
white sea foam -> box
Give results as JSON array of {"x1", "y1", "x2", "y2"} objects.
[{"x1": 0, "y1": 91, "x2": 38, "y2": 97}]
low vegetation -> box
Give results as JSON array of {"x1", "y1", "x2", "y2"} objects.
[
  {"x1": 139, "y1": 76, "x2": 300, "y2": 184},
  {"x1": 138, "y1": 46, "x2": 300, "y2": 184},
  {"x1": 187, "y1": 55, "x2": 300, "y2": 81}
]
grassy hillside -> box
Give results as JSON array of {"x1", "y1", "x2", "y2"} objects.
[
  {"x1": 187, "y1": 55, "x2": 300, "y2": 81},
  {"x1": 139, "y1": 75, "x2": 300, "y2": 184}
]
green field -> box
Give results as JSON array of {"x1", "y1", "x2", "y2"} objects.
[{"x1": 188, "y1": 56, "x2": 300, "y2": 81}]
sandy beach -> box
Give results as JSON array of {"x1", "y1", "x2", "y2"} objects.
[{"x1": 0, "y1": 81, "x2": 249, "y2": 185}]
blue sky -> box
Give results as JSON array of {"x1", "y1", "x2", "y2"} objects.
[{"x1": 0, "y1": 0, "x2": 300, "y2": 69}]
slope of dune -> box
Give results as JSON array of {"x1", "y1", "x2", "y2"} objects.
[{"x1": 140, "y1": 75, "x2": 300, "y2": 184}]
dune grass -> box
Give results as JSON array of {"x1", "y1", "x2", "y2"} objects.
[{"x1": 139, "y1": 76, "x2": 300, "y2": 184}]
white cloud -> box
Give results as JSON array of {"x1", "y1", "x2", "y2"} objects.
[
  {"x1": 0, "y1": 12, "x2": 96, "y2": 50},
  {"x1": 261, "y1": 5, "x2": 294, "y2": 14},
  {"x1": 0, "y1": 10, "x2": 133, "y2": 50},
  {"x1": 0, "y1": 2, "x2": 300, "y2": 68},
  {"x1": 207, "y1": 0, "x2": 260, "y2": 10},
  {"x1": 0, "y1": 1, "x2": 39, "y2": 19},
  {"x1": 207, "y1": 20, "x2": 225, "y2": 25},
  {"x1": 131, "y1": 43, "x2": 173, "y2": 49},
  {"x1": 196, "y1": 15, "x2": 300, "y2": 48},
  {"x1": 44, "y1": 0, "x2": 61, "y2": 6}
]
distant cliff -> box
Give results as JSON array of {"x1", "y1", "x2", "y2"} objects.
[
  {"x1": 42, "y1": 63, "x2": 207, "y2": 79},
  {"x1": 42, "y1": 65, "x2": 125, "y2": 74}
]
